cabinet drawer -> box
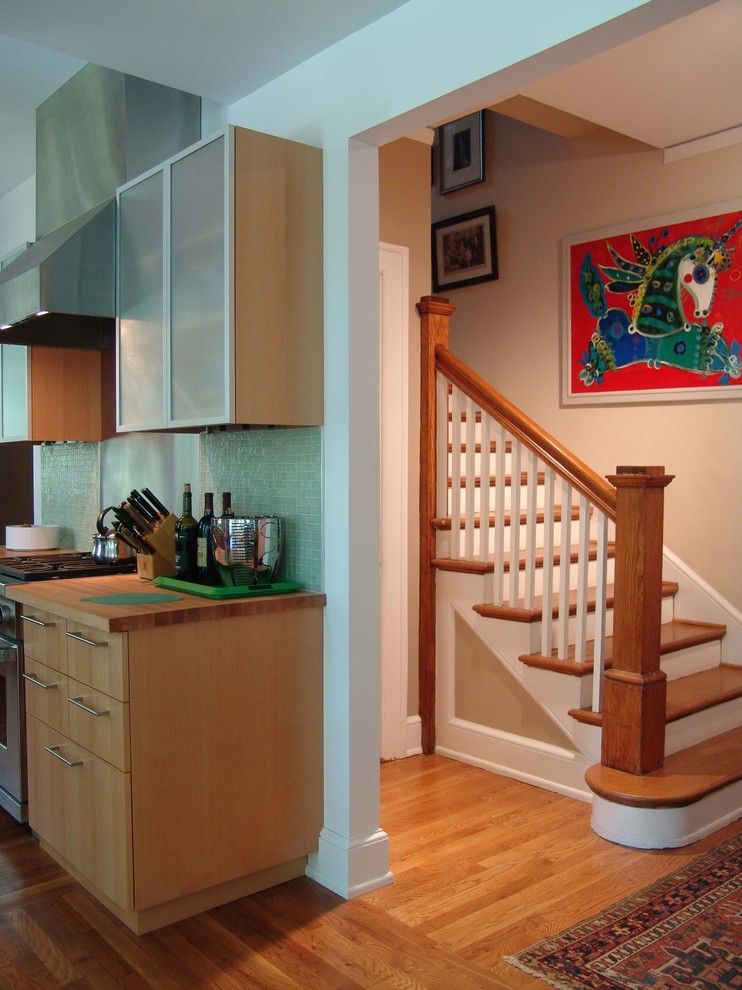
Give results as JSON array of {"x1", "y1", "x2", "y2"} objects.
[
  {"x1": 22, "y1": 658, "x2": 69, "y2": 735},
  {"x1": 64, "y1": 623, "x2": 128, "y2": 701},
  {"x1": 65, "y1": 675, "x2": 130, "y2": 771},
  {"x1": 26, "y1": 715, "x2": 133, "y2": 911},
  {"x1": 20, "y1": 607, "x2": 66, "y2": 668}
]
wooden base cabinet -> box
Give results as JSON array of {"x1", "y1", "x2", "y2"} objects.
[{"x1": 23, "y1": 601, "x2": 323, "y2": 933}]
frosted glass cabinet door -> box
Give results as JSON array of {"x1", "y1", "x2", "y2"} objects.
[
  {"x1": 1, "y1": 344, "x2": 29, "y2": 440},
  {"x1": 118, "y1": 171, "x2": 165, "y2": 429},
  {"x1": 169, "y1": 135, "x2": 227, "y2": 424}
]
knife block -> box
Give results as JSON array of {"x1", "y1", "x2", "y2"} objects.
[{"x1": 137, "y1": 514, "x2": 177, "y2": 581}]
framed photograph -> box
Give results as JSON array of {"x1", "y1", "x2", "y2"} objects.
[
  {"x1": 432, "y1": 206, "x2": 498, "y2": 292},
  {"x1": 438, "y1": 111, "x2": 484, "y2": 194},
  {"x1": 562, "y1": 199, "x2": 742, "y2": 405}
]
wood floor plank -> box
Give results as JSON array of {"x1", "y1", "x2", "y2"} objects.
[{"x1": 0, "y1": 753, "x2": 739, "y2": 989}]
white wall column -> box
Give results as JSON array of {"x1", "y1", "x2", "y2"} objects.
[{"x1": 305, "y1": 139, "x2": 392, "y2": 898}]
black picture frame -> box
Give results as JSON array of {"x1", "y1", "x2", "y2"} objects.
[
  {"x1": 438, "y1": 111, "x2": 485, "y2": 194},
  {"x1": 432, "y1": 206, "x2": 498, "y2": 292}
]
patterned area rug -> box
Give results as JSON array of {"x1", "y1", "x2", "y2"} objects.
[{"x1": 505, "y1": 832, "x2": 741, "y2": 990}]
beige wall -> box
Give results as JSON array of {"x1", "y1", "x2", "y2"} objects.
[
  {"x1": 433, "y1": 114, "x2": 742, "y2": 610},
  {"x1": 379, "y1": 137, "x2": 432, "y2": 715}
]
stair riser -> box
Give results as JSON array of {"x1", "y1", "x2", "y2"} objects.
[
  {"x1": 488, "y1": 557, "x2": 616, "y2": 603},
  {"x1": 664, "y1": 697, "x2": 742, "y2": 755},
  {"x1": 447, "y1": 484, "x2": 547, "y2": 513},
  {"x1": 438, "y1": 519, "x2": 570, "y2": 557},
  {"x1": 661, "y1": 640, "x2": 723, "y2": 681}
]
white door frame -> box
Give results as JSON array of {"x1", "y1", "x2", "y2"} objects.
[{"x1": 379, "y1": 242, "x2": 410, "y2": 760}]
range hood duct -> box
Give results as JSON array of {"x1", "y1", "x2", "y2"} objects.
[{"x1": 0, "y1": 63, "x2": 201, "y2": 348}]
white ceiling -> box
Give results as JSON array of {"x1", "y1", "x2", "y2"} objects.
[{"x1": 0, "y1": 0, "x2": 740, "y2": 203}]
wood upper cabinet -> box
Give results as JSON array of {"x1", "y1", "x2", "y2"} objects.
[
  {"x1": 116, "y1": 125, "x2": 323, "y2": 432},
  {"x1": 0, "y1": 343, "x2": 114, "y2": 443}
]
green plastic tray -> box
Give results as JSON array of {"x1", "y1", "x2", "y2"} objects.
[{"x1": 153, "y1": 576, "x2": 303, "y2": 599}]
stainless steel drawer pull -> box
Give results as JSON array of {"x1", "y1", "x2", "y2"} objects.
[
  {"x1": 66, "y1": 631, "x2": 106, "y2": 647},
  {"x1": 68, "y1": 696, "x2": 110, "y2": 718},
  {"x1": 21, "y1": 614, "x2": 56, "y2": 628},
  {"x1": 44, "y1": 745, "x2": 83, "y2": 767},
  {"x1": 22, "y1": 672, "x2": 58, "y2": 690}
]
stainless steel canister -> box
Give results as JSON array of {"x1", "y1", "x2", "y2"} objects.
[{"x1": 210, "y1": 515, "x2": 282, "y2": 587}]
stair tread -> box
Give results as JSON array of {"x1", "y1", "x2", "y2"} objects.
[
  {"x1": 520, "y1": 618, "x2": 727, "y2": 676},
  {"x1": 433, "y1": 505, "x2": 580, "y2": 530},
  {"x1": 585, "y1": 726, "x2": 742, "y2": 808},
  {"x1": 569, "y1": 663, "x2": 742, "y2": 726},
  {"x1": 448, "y1": 440, "x2": 511, "y2": 454},
  {"x1": 433, "y1": 541, "x2": 616, "y2": 576},
  {"x1": 474, "y1": 581, "x2": 679, "y2": 624}
]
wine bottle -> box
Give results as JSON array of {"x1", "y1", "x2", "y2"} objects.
[
  {"x1": 221, "y1": 492, "x2": 235, "y2": 518},
  {"x1": 197, "y1": 491, "x2": 218, "y2": 584},
  {"x1": 174, "y1": 483, "x2": 198, "y2": 581}
]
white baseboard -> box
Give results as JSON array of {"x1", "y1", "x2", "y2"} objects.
[
  {"x1": 406, "y1": 715, "x2": 422, "y2": 756},
  {"x1": 305, "y1": 827, "x2": 393, "y2": 899},
  {"x1": 436, "y1": 715, "x2": 592, "y2": 803}
]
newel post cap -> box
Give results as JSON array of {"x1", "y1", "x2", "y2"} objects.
[{"x1": 606, "y1": 465, "x2": 675, "y2": 489}]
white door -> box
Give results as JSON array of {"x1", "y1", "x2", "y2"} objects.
[{"x1": 379, "y1": 243, "x2": 410, "y2": 760}]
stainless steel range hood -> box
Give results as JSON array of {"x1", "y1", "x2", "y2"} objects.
[
  {"x1": 0, "y1": 200, "x2": 115, "y2": 347},
  {"x1": 0, "y1": 63, "x2": 200, "y2": 349}
]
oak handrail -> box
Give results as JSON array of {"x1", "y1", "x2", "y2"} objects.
[{"x1": 437, "y1": 346, "x2": 617, "y2": 521}]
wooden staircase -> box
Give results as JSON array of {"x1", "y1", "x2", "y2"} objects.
[{"x1": 418, "y1": 296, "x2": 742, "y2": 848}]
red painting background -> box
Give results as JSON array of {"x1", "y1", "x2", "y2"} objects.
[{"x1": 568, "y1": 208, "x2": 742, "y2": 396}]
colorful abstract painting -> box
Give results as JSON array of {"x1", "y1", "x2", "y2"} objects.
[{"x1": 562, "y1": 202, "x2": 742, "y2": 403}]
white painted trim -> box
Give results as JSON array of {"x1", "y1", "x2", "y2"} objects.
[
  {"x1": 405, "y1": 127, "x2": 435, "y2": 146},
  {"x1": 306, "y1": 827, "x2": 393, "y2": 899},
  {"x1": 406, "y1": 715, "x2": 422, "y2": 756},
  {"x1": 662, "y1": 545, "x2": 742, "y2": 663},
  {"x1": 379, "y1": 243, "x2": 410, "y2": 760},
  {"x1": 591, "y1": 780, "x2": 742, "y2": 849},
  {"x1": 664, "y1": 124, "x2": 742, "y2": 164}
]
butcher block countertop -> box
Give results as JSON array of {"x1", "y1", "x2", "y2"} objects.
[{"x1": 6, "y1": 572, "x2": 325, "y2": 633}]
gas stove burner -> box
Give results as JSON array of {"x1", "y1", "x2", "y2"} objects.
[{"x1": 0, "y1": 552, "x2": 136, "y2": 581}]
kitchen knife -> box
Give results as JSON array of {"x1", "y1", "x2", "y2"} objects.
[
  {"x1": 113, "y1": 505, "x2": 153, "y2": 543},
  {"x1": 128, "y1": 490, "x2": 159, "y2": 526},
  {"x1": 114, "y1": 522, "x2": 153, "y2": 555},
  {"x1": 121, "y1": 500, "x2": 155, "y2": 534},
  {"x1": 141, "y1": 488, "x2": 170, "y2": 520}
]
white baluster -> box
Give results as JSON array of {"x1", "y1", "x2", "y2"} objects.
[
  {"x1": 436, "y1": 373, "x2": 449, "y2": 520},
  {"x1": 540, "y1": 468, "x2": 555, "y2": 657},
  {"x1": 591, "y1": 512, "x2": 609, "y2": 713},
  {"x1": 479, "y1": 413, "x2": 492, "y2": 564},
  {"x1": 573, "y1": 495, "x2": 590, "y2": 662},
  {"x1": 508, "y1": 440, "x2": 522, "y2": 607},
  {"x1": 449, "y1": 387, "x2": 462, "y2": 560},
  {"x1": 524, "y1": 450, "x2": 538, "y2": 609},
  {"x1": 464, "y1": 397, "x2": 476, "y2": 559},
  {"x1": 557, "y1": 480, "x2": 573, "y2": 659},
  {"x1": 492, "y1": 422, "x2": 507, "y2": 605}
]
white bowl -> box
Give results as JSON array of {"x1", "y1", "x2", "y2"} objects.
[{"x1": 5, "y1": 525, "x2": 60, "y2": 551}]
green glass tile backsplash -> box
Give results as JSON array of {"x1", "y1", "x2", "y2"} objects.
[
  {"x1": 38, "y1": 428, "x2": 323, "y2": 591},
  {"x1": 39, "y1": 442, "x2": 101, "y2": 549},
  {"x1": 199, "y1": 428, "x2": 322, "y2": 591}
]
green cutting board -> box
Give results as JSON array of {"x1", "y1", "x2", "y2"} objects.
[{"x1": 154, "y1": 576, "x2": 303, "y2": 599}]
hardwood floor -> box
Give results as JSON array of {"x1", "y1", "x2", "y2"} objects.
[{"x1": 0, "y1": 755, "x2": 739, "y2": 988}]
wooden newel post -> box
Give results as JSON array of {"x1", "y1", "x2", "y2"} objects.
[
  {"x1": 601, "y1": 465, "x2": 674, "y2": 774},
  {"x1": 417, "y1": 296, "x2": 455, "y2": 755}
]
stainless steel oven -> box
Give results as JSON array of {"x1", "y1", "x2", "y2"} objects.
[
  {"x1": 0, "y1": 608, "x2": 25, "y2": 821},
  {"x1": 0, "y1": 552, "x2": 137, "y2": 823}
]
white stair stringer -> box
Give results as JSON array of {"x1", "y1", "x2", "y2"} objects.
[{"x1": 434, "y1": 569, "x2": 593, "y2": 802}]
